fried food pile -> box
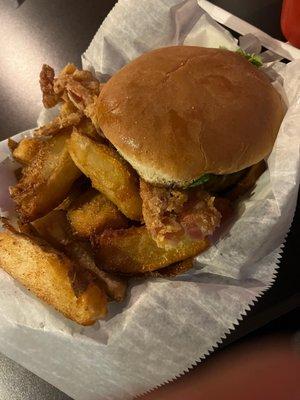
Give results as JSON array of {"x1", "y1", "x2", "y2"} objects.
[{"x1": 0, "y1": 64, "x2": 265, "y2": 325}]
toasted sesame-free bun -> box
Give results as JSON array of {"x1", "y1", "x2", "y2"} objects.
[{"x1": 94, "y1": 46, "x2": 285, "y2": 186}]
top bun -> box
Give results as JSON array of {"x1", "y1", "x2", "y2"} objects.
[{"x1": 94, "y1": 46, "x2": 285, "y2": 186}]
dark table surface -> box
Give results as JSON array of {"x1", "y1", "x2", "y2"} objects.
[{"x1": 0, "y1": 0, "x2": 299, "y2": 399}]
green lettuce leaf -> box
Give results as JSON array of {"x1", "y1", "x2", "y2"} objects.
[
  {"x1": 188, "y1": 174, "x2": 212, "y2": 188},
  {"x1": 220, "y1": 46, "x2": 263, "y2": 68},
  {"x1": 236, "y1": 48, "x2": 263, "y2": 67}
]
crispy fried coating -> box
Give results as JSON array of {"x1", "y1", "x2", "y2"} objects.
[
  {"x1": 0, "y1": 228, "x2": 107, "y2": 325},
  {"x1": 11, "y1": 137, "x2": 45, "y2": 165},
  {"x1": 40, "y1": 64, "x2": 59, "y2": 108},
  {"x1": 133, "y1": 257, "x2": 195, "y2": 278},
  {"x1": 68, "y1": 129, "x2": 142, "y2": 220},
  {"x1": 67, "y1": 188, "x2": 128, "y2": 239},
  {"x1": 140, "y1": 181, "x2": 221, "y2": 248},
  {"x1": 34, "y1": 112, "x2": 82, "y2": 137},
  {"x1": 94, "y1": 226, "x2": 209, "y2": 274},
  {"x1": 10, "y1": 133, "x2": 81, "y2": 221},
  {"x1": 53, "y1": 64, "x2": 101, "y2": 112},
  {"x1": 32, "y1": 209, "x2": 127, "y2": 302}
]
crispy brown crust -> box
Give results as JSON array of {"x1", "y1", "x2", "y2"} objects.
[
  {"x1": 40, "y1": 64, "x2": 60, "y2": 108},
  {"x1": 10, "y1": 133, "x2": 81, "y2": 221},
  {"x1": 34, "y1": 112, "x2": 82, "y2": 137},
  {"x1": 12, "y1": 137, "x2": 45, "y2": 165},
  {"x1": 32, "y1": 209, "x2": 127, "y2": 302},
  {"x1": 94, "y1": 226, "x2": 209, "y2": 273},
  {"x1": 0, "y1": 229, "x2": 107, "y2": 325},
  {"x1": 68, "y1": 129, "x2": 142, "y2": 220},
  {"x1": 136, "y1": 257, "x2": 194, "y2": 278},
  {"x1": 140, "y1": 180, "x2": 221, "y2": 248},
  {"x1": 67, "y1": 188, "x2": 128, "y2": 239}
]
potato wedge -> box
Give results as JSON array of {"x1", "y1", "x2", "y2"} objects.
[
  {"x1": 0, "y1": 229, "x2": 107, "y2": 325},
  {"x1": 10, "y1": 137, "x2": 45, "y2": 165},
  {"x1": 94, "y1": 226, "x2": 209, "y2": 273},
  {"x1": 31, "y1": 209, "x2": 72, "y2": 249},
  {"x1": 57, "y1": 176, "x2": 90, "y2": 211},
  {"x1": 10, "y1": 133, "x2": 81, "y2": 221},
  {"x1": 32, "y1": 210, "x2": 127, "y2": 302},
  {"x1": 149, "y1": 257, "x2": 194, "y2": 277},
  {"x1": 67, "y1": 188, "x2": 128, "y2": 238},
  {"x1": 65, "y1": 241, "x2": 127, "y2": 302},
  {"x1": 68, "y1": 129, "x2": 142, "y2": 220},
  {"x1": 132, "y1": 257, "x2": 194, "y2": 278}
]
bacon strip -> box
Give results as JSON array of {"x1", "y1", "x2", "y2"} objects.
[{"x1": 140, "y1": 180, "x2": 221, "y2": 248}]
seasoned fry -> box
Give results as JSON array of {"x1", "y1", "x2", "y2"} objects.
[
  {"x1": 151, "y1": 257, "x2": 194, "y2": 277},
  {"x1": 94, "y1": 226, "x2": 209, "y2": 273},
  {"x1": 65, "y1": 241, "x2": 127, "y2": 302},
  {"x1": 133, "y1": 257, "x2": 195, "y2": 278},
  {"x1": 0, "y1": 229, "x2": 107, "y2": 325},
  {"x1": 67, "y1": 188, "x2": 128, "y2": 238},
  {"x1": 11, "y1": 137, "x2": 45, "y2": 165},
  {"x1": 226, "y1": 160, "x2": 267, "y2": 201},
  {"x1": 31, "y1": 209, "x2": 72, "y2": 248},
  {"x1": 68, "y1": 129, "x2": 142, "y2": 220},
  {"x1": 10, "y1": 133, "x2": 81, "y2": 221},
  {"x1": 56, "y1": 176, "x2": 90, "y2": 211},
  {"x1": 32, "y1": 210, "x2": 127, "y2": 302}
]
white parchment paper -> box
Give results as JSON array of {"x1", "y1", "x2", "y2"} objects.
[{"x1": 0, "y1": 1, "x2": 299, "y2": 399}]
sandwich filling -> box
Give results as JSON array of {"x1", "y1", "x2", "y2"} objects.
[{"x1": 140, "y1": 180, "x2": 221, "y2": 248}]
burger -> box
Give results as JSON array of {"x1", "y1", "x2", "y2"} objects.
[{"x1": 91, "y1": 46, "x2": 285, "y2": 248}]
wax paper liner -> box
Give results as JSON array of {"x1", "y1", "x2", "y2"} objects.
[{"x1": 0, "y1": 1, "x2": 299, "y2": 399}]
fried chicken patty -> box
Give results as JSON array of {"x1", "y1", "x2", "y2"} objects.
[{"x1": 140, "y1": 180, "x2": 221, "y2": 248}]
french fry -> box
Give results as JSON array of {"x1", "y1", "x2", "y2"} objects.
[
  {"x1": 132, "y1": 257, "x2": 194, "y2": 278},
  {"x1": 67, "y1": 188, "x2": 128, "y2": 238},
  {"x1": 0, "y1": 228, "x2": 107, "y2": 325},
  {"x1": 10, "y1": 133, "x2": 81, "y2": 221},
  {"x1": 56, "y1": 176, "x2": 90, "y2": 211},
  {"x1": 94, "y1": 226, "x2": 209, "y2": 274},
  {"x1": 150, "y1": 257, "x2": 194, "y2": 277},
  {"x1": 32, "y1": 210, "x2": 127, "y2": 302},
  {"x1": 31, "y1": 209, "x2": 72, "y2": 248},
  {"x1": 10, "y1": 137, "x2": 45, "y2": 165},
  {"x1": 68, "y1": 129, "x2": 142, "y2": 220},
  {"x1": 65, "y1": 241, "x2": 127, "y2": 302}
]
